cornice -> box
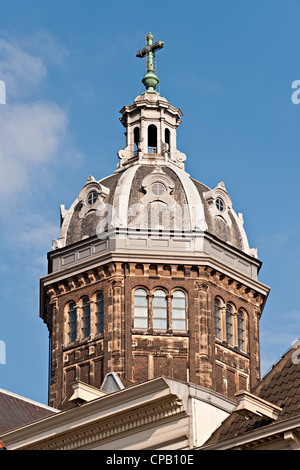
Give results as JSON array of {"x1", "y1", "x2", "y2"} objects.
[
  {"x1": 20, "y1": 396, "x2": 186, "y2": 450},
  {"x1": 43, "y1": 249, "x2": 268, "y2": 294},
  {"x1": 41, "y1": 253, "x2": 269, "y2": 316},
  {"x1": 1, "y1": 377, "x2": 174, "y2": 448}
]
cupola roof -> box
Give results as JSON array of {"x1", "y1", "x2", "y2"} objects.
[{"x1": 52, "y1": 34, "x2": 258, "y2": 279}]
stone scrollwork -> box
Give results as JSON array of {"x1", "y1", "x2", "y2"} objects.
[
  {"x1": 140, "y1": 167, "x2": 175, "y2": 207},
  {"x1": 77, "y1": 176, "x2": 110, "y2": 219},
  {"x1": 117, "y1": 147, "x2": 132, "y2": 168},
  {"x1": 172, "y1": 149, "x2": 187, "y2": 169}
]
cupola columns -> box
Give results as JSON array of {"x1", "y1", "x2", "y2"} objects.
[{"x1": 117, "y1": 93, "x2": 186, "y2": 171}]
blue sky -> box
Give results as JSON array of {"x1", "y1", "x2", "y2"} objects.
[{"x1": 0, "y1": 0, "x2": 300, "y2": 405}]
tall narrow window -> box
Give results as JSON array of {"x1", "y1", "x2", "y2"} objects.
[
  {"x1": 134, "y1": 127, "x2": 140, "y2": 155},
  {"x1": 172, "y1": 290, "x2": 186, "y2": 330},
  {"x1": 165, "y1": 128, "x2": 170, "y2": 146},
  {"x1": 214, "y1": 297, "x2": 222, "y2": 340},
  {"x1": 164, "y1": 128, "x2": 170, "y2": 154},
  {"x1": 134, "y1": 289, "x2": 148, "y2": 329},
  {"x1": 81, "y1": 297, "x2": 90, "y2": 339},
  {"x1": 237, "y1": 309, "x2": 246, "y2": 351},
  {"x1": 148, "y1": 124, "x2": 157, "y2": 153},
  {"x1": 95, "y1": 292, "x2": 104, "y2": 335},
  {"x1": 153, "y1": 289, "x2": 167, "y2": 329},
  {"x1": 67, "y1": 301, "x2": 77, "y2": 344},
  {"x1": 226, "y1": 303, "x2": 234, "y2": 346}
]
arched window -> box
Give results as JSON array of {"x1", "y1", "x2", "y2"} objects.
[
  {"x1": 134, "y1": 127, "x2": 140, "y2": 147},
  {"x1": 226, "y1": 303, "x2": 234, "y2": 346},
  {"x1": 214, "y1": 297, "x2": 248, "y2": 351},
  {"x1": 148, "y1": 124, "x2": 157, "y2": 153},
  {"x1": 95, "y1": 292, "x2": 104, "y2": 335},
  {"x1": 67, "y1": 301, "x2": 77, "y2": 344},
  {"x1": 165, "y1": 128, "x2": 170, "y2": 146},
  {"x1": 153, "y1": 289, "x2": 167, "y2": 329},
  {"x1": 237, "y1": 309, "x2": 246, "y2": 351},
  {"x1": 172, "y1": 290, "x2": 186, "y2": 330},
  {"x1": 214, "y1": 297, "x2": 223, "y2": 340},
  {"x1": 134, "y1": 127, "x2": 140, "y2": 156},
  {"x1": 81, "y1": 297, "x2": 90, "y2": 339},
  {"x1": 134, "y1": 288, "x2": 148, "y2": 329}
]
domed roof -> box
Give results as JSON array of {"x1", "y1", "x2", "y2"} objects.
[
  {"x1": 52, "y1": 89, "x2": 256, "y2": 261},
  {"x1": 55, "y1": 160, "x2": 254, "y2": 258}
]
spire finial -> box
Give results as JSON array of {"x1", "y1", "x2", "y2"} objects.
[{"x1": 136, "y1": 32, "x2": 164, "y2": 93}]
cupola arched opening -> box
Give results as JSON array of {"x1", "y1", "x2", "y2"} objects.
[
  {"x1": 148, "y1": 124, "x2": 157, "y2": 153},
  {"x1": 134, "y1": 126, "x2": 140, "y2": 153},
  {"x1": 165, "y1": 128, "x2": 170, "y2": 146}
]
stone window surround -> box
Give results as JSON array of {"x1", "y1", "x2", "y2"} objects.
[
  {"x1": 132, "y1": 286, "x2": 188, "y2": 333},
  {"x1": 64, "y1": 291, "x2": 104, "y2": 346},
  {"x1": 214, "y1": 296, "x2": 248, "y2": 354}
]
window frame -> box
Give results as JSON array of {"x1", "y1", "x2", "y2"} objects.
[
  {"x1": 66, "y1": 301, "x2": 77, "y2": 344},
  {"x1": 133, "y1": 288, "x2": 149, "y2": 330},
  {"x1": 237, "y1": 308, "x2": 246, "y2": 352},
  {"x1": 132, "y1": 287, "x2": 187, "y2": 333},
  {"x1": 171, "y1": 289, "x2": 187, "y2": 331},
  {"x1": 152, "y1": 289, "x2": 168, "y2": 330},
  {"x1": 213, "y1": 297, "x2": 248, "y2": 353},
  {"x1": 95, "y1": 292, "x2": 104, "y2": 335},
  {"x1": 214, "y1": 297, "x2": 223, "y2": 340},
  {"x1": 80, "y1": 296, "x2": 91, "y2": 339},
  {"x1": 225, "y1": 303, "x2": 235, "y2": 346}
]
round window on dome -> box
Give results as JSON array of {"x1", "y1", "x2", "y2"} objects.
[
  {"x1": 215, "y1": 197, "x2": 225, "y2": 212},
  {"x1": 152, "y1": 182, "x2": 166, "y2": 196},
  {"x1": 87, "y1": 190, "x2": 98, "y2": 206}
]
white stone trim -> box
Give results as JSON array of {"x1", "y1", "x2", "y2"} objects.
[
  {"x1": 169, "y1": 165, "x2": 207, "y2": 231},
  {"x1": 112, "y1": 165, "x2": 141, "y2": 228}
]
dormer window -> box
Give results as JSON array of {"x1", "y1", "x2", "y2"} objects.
[
  {"x1": 87, "y1": 191, "x2": 98, "y2": 206},
  {"x1": 151, "y1": 182, "x2": 166, "y2": 196},
  {"x1": 216, "y1": 197, "x2": 225, "y2": 212}
]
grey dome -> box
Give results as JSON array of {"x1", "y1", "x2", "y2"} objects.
[
  {"x1": 53, "y1": 92, "x2": 256, "y2": 260},
  {"x1": 55, "y1": 163, "x2": 254, "y2": 258}
]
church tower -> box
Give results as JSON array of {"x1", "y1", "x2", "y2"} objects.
[{"x1": 40, "y1": 34, "x2": 269, "y2": 410}]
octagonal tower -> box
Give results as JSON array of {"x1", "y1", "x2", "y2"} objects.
[{"x1": 40, "y1": 35, "x2": 269, "y2": 410}]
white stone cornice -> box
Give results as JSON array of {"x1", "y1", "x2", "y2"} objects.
[{"x1": 32, "y1": 396, "x2": 185, "y2": 450}]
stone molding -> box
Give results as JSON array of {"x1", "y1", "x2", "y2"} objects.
[
  {"x1": 26, "y1": 396, "x2": 185, "y2": 450},
  {"x1": 43, "y1": 260, "x2": 266, "y2": 311}
]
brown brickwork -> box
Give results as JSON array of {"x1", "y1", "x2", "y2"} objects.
[{"x1": 42, "y1": 261, "x2": 266, "y2": 410}]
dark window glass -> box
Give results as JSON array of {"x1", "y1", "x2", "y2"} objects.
[
  {"x1": 68, "y1": 301, "x2": 77, "y2": 343},
  {"x1": 81, "y1": 297, "x2": 90, "y2": 338}
]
